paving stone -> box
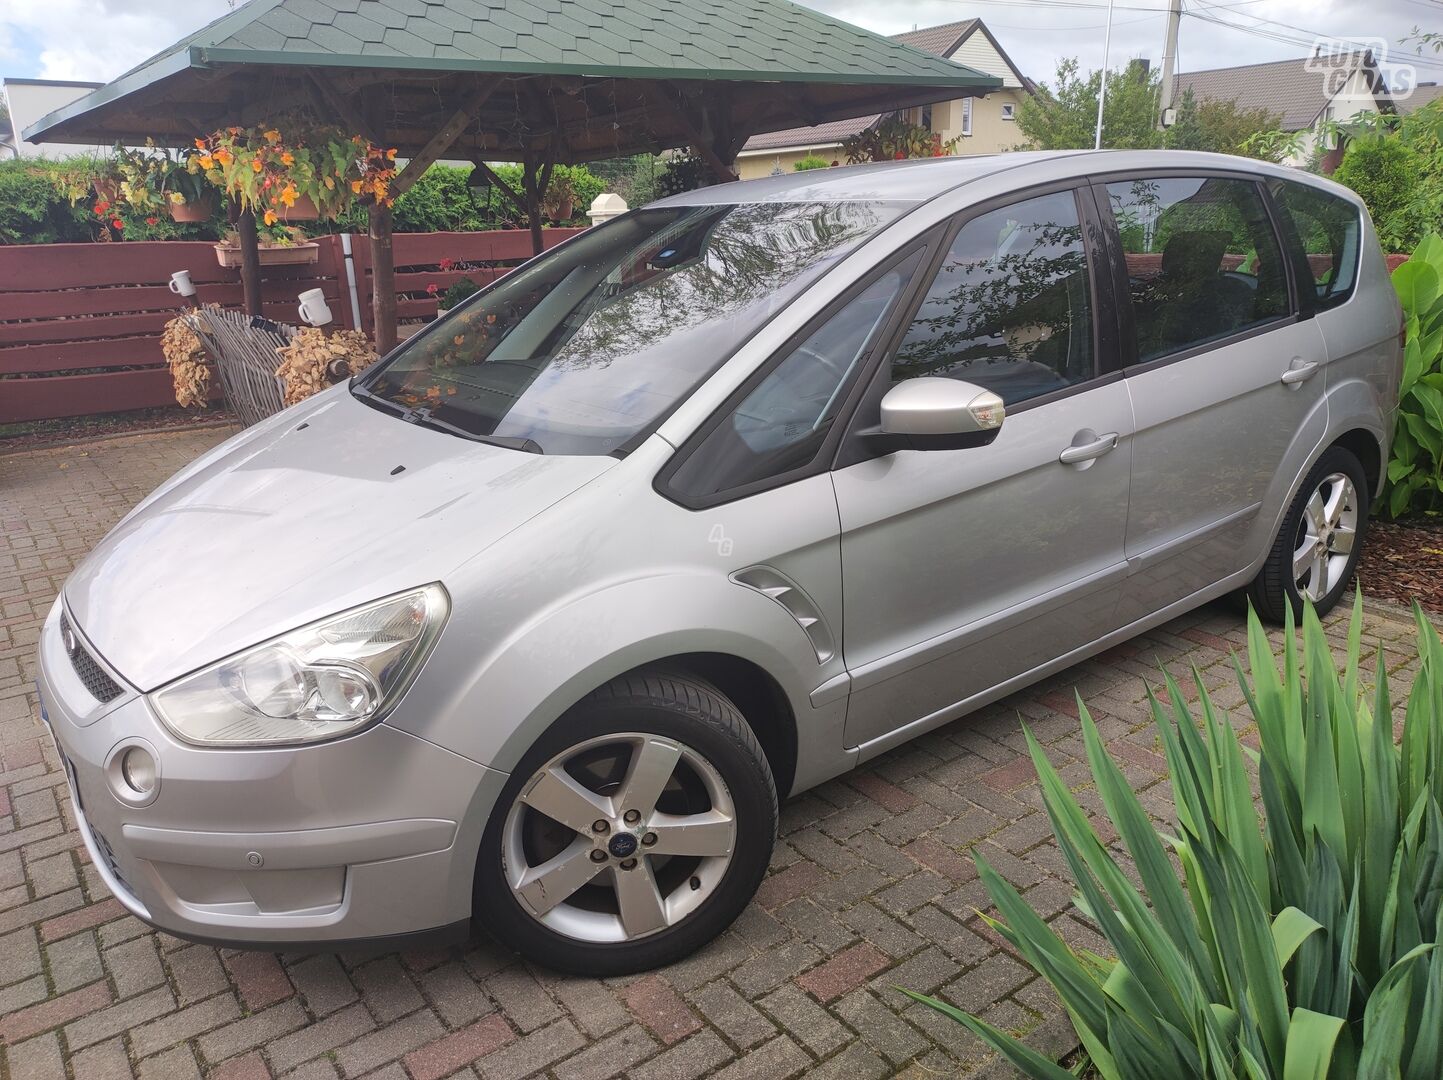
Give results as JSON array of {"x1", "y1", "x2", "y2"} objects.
[
  {"x1": 64, "y1": 985, "x2": 175, "y2": 1051},
  {"x1": 403, "y1": 1013, "x2": 514, "y2": 1080},
  {"x1": 106, "y1": 934, "x2": 166, "y2": 997},
  {"x1": 224, "y1": 951, "x2": 294, "y2": 1012},
  {"x1": 552, "y1": 1023, "x2": 657, "y2": 1080},
  {"x1": 284, "y1": 953, "x2": 357, "y2": 1017},
  {"x1": 835, "y1": 987, "x2": 930, "y2": 1067},
  {"x1": 484, "y1": 966, "x2": 560, "y2": 1034},
  {"x1": 136, "y1": 1045, "x2": 203, "y2": 1080},
  {"x1": 475, "y1": 1018, "x2": 585, "y2": 1080},
  {"x1": 70, "y1": 1037, "x2": 135, "y2": 1080},
  {"x1": 266, "y1": 1002, "x2": 375, "y2": 1074},
  {"x1": 332, "y1": 1007, "x2": 443, "y2": 1077},
  {"x1": 350, "y1": 956, "x2": 418, "y2": 1023},
  {"x1": 197, "y1": 999, "x2": 308, "y2": 1064},
  {"x1": 757, "y1": 983, "x2": 851, "y2": 1058},
  {"x1": 620, "y1": 975, "x2": 699, "y2": 1046},
  {"x1": 4, "y1": 1031, "x2": 65, "y2": 1080},
  {"x1": 128, "y1": 992, "x2": 241, "y2": 1058},
  {"x1": 165, "y1": 946, "x2": 229, "y2": 1007},
  {"x1": 48, "y1": 929, "x2": 104, "y2": 993},
  {"x1": 688, "y1": 980, "x2": 774, "y2": 1049},
  {"x1": 794, "y1": 942, "x2": 889, "y2": 1003},
  {"x1": 626, "y1": 1029, "x2": 733, "y2": 1080},
  {"x1": 707, "y1": 1035, "x2": 809, "y2": 1080}
]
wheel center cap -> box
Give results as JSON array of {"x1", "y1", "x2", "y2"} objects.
[{"x1": 608, "y1": 833, "x2": 638, "y2": 858}]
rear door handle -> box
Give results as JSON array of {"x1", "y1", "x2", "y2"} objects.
[
  {"x1": 1280, "y1": 360, "x2": 1319, "y2": 385},
  {"x1": 1058, "y1": 433, "x2": 1119, "y2": 465}
]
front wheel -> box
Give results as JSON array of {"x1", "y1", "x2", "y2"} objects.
[
  {"x1": 1247, "y1": 445, "x2": 1369, "y2": 623},
  {"x1": 474, "y1": 671, "x2": 777, "y2": 975}
]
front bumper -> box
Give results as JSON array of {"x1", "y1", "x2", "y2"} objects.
[{"x1": 37, "y1": 599, "x2": 506, "y2": 948}]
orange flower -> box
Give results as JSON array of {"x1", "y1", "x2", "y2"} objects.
[
  {"x1": 453, "y1": 335, "x2": 465, "y2": 345},
  {"x1": 198, "y1": 154, "x2": 214, "y2": 169},
  {"x1": 215, "y1": 149, "x2": 233, "y2": 166},
  {"x1": 251, "y1": 158, "x2": 263, "y2": 173},
  {"x1": 263, "y1": 209, "x2": 279, "y2": 226},
  {"x1": 386, "y1": 148, "x2": 397, "y2": 160},
  {"x1": 351, "y1": 179, "x2": 363, "y2": 194},
  {"x1": 323, "y1": 176, "x2": 336, "y2": 190},
  {"x1": 263, "y1": 128, "x2": 281, "y2": 145},
  {"x1": 194, "y1": 137, "x2": 207, "y2": 150},
  {"x1": 280, "y1": 151, "x2": 295, "y2": 166}
]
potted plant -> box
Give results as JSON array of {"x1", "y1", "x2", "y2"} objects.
[
  {"x1": 213, "y1": 223, "x2": 319, "y2": 267},
  {"x1": 542, "y1": 175, "x2": 576, "y2": 222},
  {"x1": 109, "y1": 141, "x2": 219, "y2": 223},
  {"x1": 192, "y1": 121, "x2": 397, "y2": 227}
]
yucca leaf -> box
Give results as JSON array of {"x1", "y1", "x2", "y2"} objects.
[
  {"x1": 1281, "y1": 1007, "x2": 1346, "y2": 1080},
  {"x1": 898, "y1": 988, "x2": 1079, "y2": 1080},
  {"x1": 1404, "y1": 909, "x2": 1443, "y2": 1080},
  {"x1": 1358, "y1": 948, "x2": 1433, "y2": 1080},
  {"x1": 1272, "y1": 906, "x2": 1325, "y2": 967}
]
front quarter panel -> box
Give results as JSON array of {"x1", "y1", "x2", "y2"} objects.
[{"x1": 382, "y1": 438, "x2": 852, "y2": 796}]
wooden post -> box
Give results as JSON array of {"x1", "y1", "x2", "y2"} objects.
[
  {"x1": 366, "y1": 75, "x2": 503, "y2": 349},
  {"x1": 369, "y1": 202, "x2": 396, "y2": 354},
  {"x1": 236, "y1": 208, "x2": 263, "y2": 317}
]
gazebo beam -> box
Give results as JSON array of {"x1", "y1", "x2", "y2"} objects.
[{"x1": 641, "y1": 83, "x2": 737, "y2": 183}]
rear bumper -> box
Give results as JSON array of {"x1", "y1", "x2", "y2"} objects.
[{"x1": 37, "y1": 598, "x2": 506, "y2": 947}]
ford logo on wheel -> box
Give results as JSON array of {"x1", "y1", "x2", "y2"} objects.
[{"x1": 608, "y1": 833, "x2": 638, "y2": 858}]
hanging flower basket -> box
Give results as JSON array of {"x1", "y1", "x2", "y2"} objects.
[
  {"x1": 214, "y1": 241, "x2": 319, "y2": 268},
  {"x1": 169, "y1": 191, "x2": 218, "y2": 223}
]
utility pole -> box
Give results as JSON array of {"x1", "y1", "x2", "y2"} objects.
[
  {"x1": 1156, "y1": 0, "x2": 1183, "y2": 129},
  {"x1": 1094, "y1": 0, "x2": 1116, "y2": 148}
]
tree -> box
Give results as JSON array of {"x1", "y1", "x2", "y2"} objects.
[
  {"x1": 1019, "y1": 58, "x2": 1284, "y2": 157},
  {"x1": 1165, "y1": 90, "x2": 1283, "y2": 159},
  {"x1": 1016, "y1": 58, "x2": 1162, "y2": 151}
]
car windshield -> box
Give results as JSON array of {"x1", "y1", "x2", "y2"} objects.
[{"x1": 355, "y1": 200, "x2": 905, "y2": 455}]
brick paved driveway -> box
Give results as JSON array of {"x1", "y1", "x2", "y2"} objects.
[{"x1": 0, "y1": 428, "x2": 1422, "y2": 1080}]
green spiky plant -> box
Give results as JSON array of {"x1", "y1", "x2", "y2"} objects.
[{"x1": 907, "y1": 595, "x2": 1443, "y2": 1079}]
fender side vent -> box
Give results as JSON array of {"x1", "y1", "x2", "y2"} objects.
[{"x1": 730, "y1": 566, "x2": 836, "y2": 664}]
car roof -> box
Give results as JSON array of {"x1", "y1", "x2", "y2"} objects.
[{"x1": 652, "y1": 149, "x2": 1358, "y2": 208}]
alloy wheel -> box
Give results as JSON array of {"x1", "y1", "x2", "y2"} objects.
[
  {"x1": 501, "y1": 733, "x2": 736, "y2": 944},
  {"x1": 1292, "y1": 471, "x2": 1358, "y2": 603}
]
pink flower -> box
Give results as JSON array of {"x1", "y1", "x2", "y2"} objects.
[{"x1": 426, "y1": 283, "x2": 439, "y2": 295}]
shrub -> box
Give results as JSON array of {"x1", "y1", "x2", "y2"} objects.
[
  {"x1": 0, "y1": 160, "x2": 95, "y2": 244},
  {"x1": 910, "y1": 596, "x2": 1443, "y2": 1078},
  {"x1": 438, "y1": 277, "x2": 480, "y2": 311},
  {"x1": 1334, "y1": 139, "x2": 1428, "y2": 252},
  {"x1": 793, "y1": 155, "x2": 832, "y2": 171},
  {"x1": 1384, "y1": 233, "x2": 1443, "y2": 517}
]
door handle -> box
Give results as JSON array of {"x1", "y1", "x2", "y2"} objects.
[
  {"x1": 1280, "y1": 360, "x2": 1319, "y2": 385},
  {"x1": 1058, "y1": 433, "x2": 1119, "y2": 465}
]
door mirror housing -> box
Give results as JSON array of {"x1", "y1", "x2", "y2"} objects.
[{"x1": 869, "y1": 378, "x2": 1005, "y2": 451}]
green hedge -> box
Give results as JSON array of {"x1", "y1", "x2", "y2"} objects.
[{"x1": 0, "y1": 158, "x2": 608, "y2": 244}]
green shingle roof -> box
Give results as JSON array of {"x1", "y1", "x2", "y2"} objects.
[{"x1": 27, "y1": 0, "x2": 1001, "y2": 162}]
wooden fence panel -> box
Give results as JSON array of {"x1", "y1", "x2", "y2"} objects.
[{"x1": 0, "y1": 228, "x2": 581, "y2": 423}]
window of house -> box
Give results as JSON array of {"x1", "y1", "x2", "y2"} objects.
[
  {"x1": 1105, "y1": 176, "x2": 1290, "y2": 364},
  {"x1": 921, "y1": 104, "x2": 934, "y2": 132},
  {"x1": 1001, "y1": 102, "x2": 1016, "y2": 121},
  {"x1": 961, "y1": 98, "x2": 973, "y2": 137},
  {"x1": 667, "y1": 252, "x2": 923, "y2": 499},
  {"x1": 1270, "y1": 179, "x2": 1361, "y2": 311},
  {"x1": 889, "y1": 190, "x2": 1094, "y2": 406}
]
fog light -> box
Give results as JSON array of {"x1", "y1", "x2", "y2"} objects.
[{"x1": 120, "y1": 747, "x2": 156, "y2": 794}]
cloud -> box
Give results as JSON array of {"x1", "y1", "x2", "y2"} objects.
[{"x1": 1, "y1": 0, "x2": 231, "y2": 82}]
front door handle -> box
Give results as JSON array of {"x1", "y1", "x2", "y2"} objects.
[
  {"x1": 1280, "y1": 360, "x2": 1319, "y2": 386},
  {"x1": 1058, "y1": 433, "x2": 1119, "y2": 465}
]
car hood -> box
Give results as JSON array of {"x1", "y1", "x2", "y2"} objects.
[{"x1": 64, "y1": 388, "x2": 615, "y2": 691}]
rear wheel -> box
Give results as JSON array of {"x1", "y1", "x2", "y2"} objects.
[
  {"x1": 474, "y1": 671, "x2": 776, "y2": 975},
  {"x1": 1247, "y1": 445, "x2": 1368, "y2": 623}
]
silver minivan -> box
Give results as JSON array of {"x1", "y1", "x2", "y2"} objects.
[{"x1": 38, "y1": 151, "x2": 1401, "y2": 973}]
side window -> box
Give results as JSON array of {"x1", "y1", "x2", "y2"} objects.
[
  {"x1": 890, "y1": 190, "x2": 1094, "y2": 406},
  {"x1": 1105, "y1": 176, "x2": 1289, "y2": 364},
  {"x1": 667, "y1": 252, "x2": 922, "y2": 500},
  {"x1": 1271, "y1": 180, "x2": 1361, "y2": 311}
]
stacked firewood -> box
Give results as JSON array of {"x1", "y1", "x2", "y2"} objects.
[{"x1": 275, "y1": 328, "x2": 378, "y2": 406}]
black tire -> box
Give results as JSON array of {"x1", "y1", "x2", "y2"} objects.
[
  {"x1": 474, "y1": 670, "x2": 777, "y2": 975},
  {"x1": 1247, "y1": 445, "x2": 1369, "y2": 624}
]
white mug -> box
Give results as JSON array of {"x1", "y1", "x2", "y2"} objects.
[
  {"x1": 168, "y1": 270, "x2": 195, "y2": 297},
  {"x1": 297, "y1": 288, "x2": 333, "y2": 327}
]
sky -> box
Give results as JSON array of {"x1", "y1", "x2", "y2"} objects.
[{"x1": 0, "y1": 0, "x2": 1439, "y2": 91}]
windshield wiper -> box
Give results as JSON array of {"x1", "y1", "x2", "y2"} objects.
[
  {"x1": 401, "y1": 405, "x2": 544, "y2": 454},
  {"x1": 352, "y1": 384, "x2": 543, "y2": 453}
]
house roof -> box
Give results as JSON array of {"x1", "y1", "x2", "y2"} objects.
[
  {"x1": 1173, "y1": 54, "x2": 1383, "y2": 131},
  {"x1": 740, "y1": 17, "x2": 1022, "y2": 155},
  {"x1": 1395, "y1": 82, "x2": 1443, "y2": 114},
  {"x1": 27, "y1": 0, "x2": 999, "y2": 161}
]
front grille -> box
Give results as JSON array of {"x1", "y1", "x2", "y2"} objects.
[{"x1": 59, "y1": 613, "x2": 123, "y2": 703}]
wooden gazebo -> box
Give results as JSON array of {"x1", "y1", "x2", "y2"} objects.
[{"x1": 27, "y1": 0, "x2": 1000, "y2": 351}]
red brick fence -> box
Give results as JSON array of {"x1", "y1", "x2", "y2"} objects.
[{"x1": 0, "y1": 229, "x2": 582, "y2": 424}]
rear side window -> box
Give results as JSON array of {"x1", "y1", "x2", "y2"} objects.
[
  {"x1": 1271, "y1": 180, "x2": 1361, "y2": 311},
  {"x1": 1106, "y1": 176, "x2": 1289, "y2": 364}
]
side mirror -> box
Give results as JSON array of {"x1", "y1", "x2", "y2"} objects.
[{"x1": 873, "y1": 377, "x2": 1005, "y2": 451}]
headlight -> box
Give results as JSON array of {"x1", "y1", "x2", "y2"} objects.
[{"x1": 150, "y1": 585, "x2": 448, "y2": 747}]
